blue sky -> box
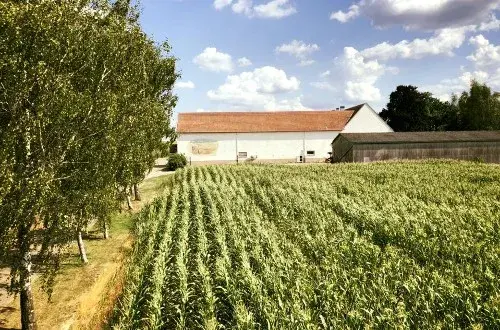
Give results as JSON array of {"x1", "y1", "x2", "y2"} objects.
[{"x1": 138, "y1": 0, "x2": 500, "y2": 119}]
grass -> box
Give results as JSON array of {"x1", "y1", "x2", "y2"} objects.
[{"x1": 0, "y1": 174, "x2": 174, "y2": 330}]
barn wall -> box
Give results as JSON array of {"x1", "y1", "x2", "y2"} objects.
[
  {"x1": 177, "y1": 133, "x2": 237, "y2": 163},
  {"x1": 342, "y1": 104, "x2": 394, "y2": 133},
  {"x1": 331, "y1": 135, "x2": 354, "y2": 162},
  {"x1": 353, "y1": 142, "x2": 500, "y2": 163},
  {"x1": 177, "y1": 131, "x2": 340, "y2": 163}
]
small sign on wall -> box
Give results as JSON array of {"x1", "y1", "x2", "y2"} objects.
[{"x1": 190, "y1": 140, "x2": 219, "y2": 155}]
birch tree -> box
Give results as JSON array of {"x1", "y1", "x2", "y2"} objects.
[{"x1": 0, "y1": 1, "x2": 177, "y2": 328}]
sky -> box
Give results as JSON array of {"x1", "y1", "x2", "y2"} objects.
[{"x1": 137, "y1": 0, "x2": 500, "y2": 120}]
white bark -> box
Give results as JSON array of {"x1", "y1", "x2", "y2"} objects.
[
  {"x1": 133, "y1": 183, "x2": 141, "y2": 201},
  {"x1": 18, "y1": 224, "x2": 37, "y2": 330},
  {"x1": 125, "y1": 186, "x2": 134, "y2": 210},
  {"x1": 76, "y1": 231, "x2": 88, "y2": 264},
  {"x1": 103, "y1": 222, "x2": 109, "y2": 240}
]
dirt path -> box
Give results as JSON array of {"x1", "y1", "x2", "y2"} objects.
[
  {"x1": 0, "y1": 268, "x2": 12, "y2": 305},
  {"x1": 0, "y1": 268, "x2": 15, "y2": 328},
  {"x1": 146, "y1": 157, "x2": 175, "y2": 179},
  {"x1": 0, "y1": 171, "x2": 173, "y2": 330}
]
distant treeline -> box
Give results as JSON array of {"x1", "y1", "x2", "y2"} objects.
[{"x1": 381, "y1": 81, "x2": 500, "y2": 131}]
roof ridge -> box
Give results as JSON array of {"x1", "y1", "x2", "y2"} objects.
[{"x1": 179, "y1": 109, "x2": 355, "y2": 115}]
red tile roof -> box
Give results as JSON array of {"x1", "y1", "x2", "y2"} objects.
[{"x1": 177, "y1": 110, "x2": 357, "y2": 133}]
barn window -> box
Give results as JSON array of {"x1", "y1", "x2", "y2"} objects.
[
  {"x1": 307, "y1": 150, "x2": 315, "y2": 156},
  {"x1": 238, "y1": 152, "x2": 248, "y2": 158}
]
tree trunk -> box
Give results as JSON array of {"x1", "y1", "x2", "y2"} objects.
[
  {"x1": 39, "y1": 240, "x2": 48, "y2": 258},
  {"x1": 76, "y1": 231, "x2": 88, "y2": 264},
  {"x1": 20, "y1": 251, "x2": 37, "y2": 330},
  {"x1": 103, "y1": 222, "x2": 109, "y2": 240},
  {"x1": 125, "y1": 186, "x2": 134, "y2": 210},
  {"x1": 129, "y1": 186, "x2": 134, "y2": 200},
  {"x1": 18, "y1": 226, "x2": 37, "y2": 330},
  {"x1": 133, "y1": 183, "x2": 141, "y2": 201}
]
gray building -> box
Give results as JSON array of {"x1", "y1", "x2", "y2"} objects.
[{"x1": 331, "y1": 131, "x2": 500, "y2": 163}]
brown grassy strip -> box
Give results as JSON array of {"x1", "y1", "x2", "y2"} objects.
[{"x1": 0, "y1": 174, "x2": 173, "y2": 330}]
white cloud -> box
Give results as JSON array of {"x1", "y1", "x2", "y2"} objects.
[
  {"x1": 214, "y1": 0, "x2": 233, "y2": 10},
  {"x1": 193, "y1": 47, "x2": 233, "y2": 72},
  {"x1": 276, "y1": 40, "x2": 320, "y2": 59},
  {"x1": 265, "y1": 96, "x2": 309, "y2": 111},
  {"x1": 175, "y1": 80, "x2": 195, "y2": 89},
  {"x1": 488, "y1": 68, "x2": 500, "y2": 89},
  {"x1": 478, "y1": 15, "x2": 500, "y2": 31},
  {"x1": 420, "y1": 35, "x2": 500, "y2": 100},
  {"x1": 237, "y1": 57, "x2": 252, "y2": 67},
  {"x1": 254, "y1": 0, "x2": 297, "y2": 19},
  {"x1": 232, "y1": 0, "x2": 252, "y2": 16},
  {"x1": 319, "y1": 70, "x2": 331, "y2": 78},
  {"x1": 208, "y1": 66, "x2": 299, "y2": 96},
  {"x1": 298, "y1": 59, "x2": 315, "y2": 67},
  {"x1": 335, "y1": 47, "x2": 397, "y2": 102},
  {"x1": 330, "y1": 0, "x2": 500, "y2": 30},
  {"x1": 276, "y1": 40, "x2": 319, "y2": 66},
  {"x1": 467, "y1": 35, "x2": 500, "y2": 71},
  {"x1": 330, "y1": 13, "x2": 498, "y2": 104},
  {"x1": 360, "y1": 27, "x2": 469, "y2": 61},
  {"x1": 420, "y1": 70, "x2": 491, "y2": 101},
  {"x1": 310, "y1": 81, "x2": 336, "y2": 91},
  {"x1": 339, "y1": 47, "x2": 386, "y2": 81},
  {"x1": 207, "y1": 66, "x2": 301, "y2": 109},
  {"x1": 213, "y1": 0, "x2": 297, "y2": 19},
  {"x1": 330, "y1": 4, "x2": 360, "y2": 23},
  {"x1": 345, "y1": 81, "x2": 382, "y2": 102},
  {"x1": 306, "y1": 47, "x2": 393, "y2": 104}
]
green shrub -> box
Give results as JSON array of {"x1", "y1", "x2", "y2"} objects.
[{"x1": 166, "y1": 154, "x2": 187, "y2": 171}]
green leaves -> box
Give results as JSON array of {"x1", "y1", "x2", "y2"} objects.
[
  {"x1": 381, "y1": 82, "x2": 500, "y2": 132},
  {"x1": 454, "y1": 80, "x2": 500, "y2": 131},
  {"x1": 0, "y1": 0, "x2": 177, "y2": 312},
  {"x1": 113, "y1": 162, "x2": 500, "y2": 329}
]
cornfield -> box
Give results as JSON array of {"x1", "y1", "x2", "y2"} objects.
[{"x1": 112, "y1": 160, "x2": 500, "y2": 329}]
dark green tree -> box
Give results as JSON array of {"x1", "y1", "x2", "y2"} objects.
[
  {"x1": 453, "y1": 81, "x2": 500, "y2": 130},
  {"x1": 380, "y1": 85, "x2": 455, "y2": 132}
]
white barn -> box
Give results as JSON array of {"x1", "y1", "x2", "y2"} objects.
[{"x1": 176, "y1": 103, "x2": 393, "y2": 164}]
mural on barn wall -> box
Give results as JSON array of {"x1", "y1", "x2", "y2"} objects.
[{"x1": 190, "y1": 139, "x2": 219, "y2": 155}]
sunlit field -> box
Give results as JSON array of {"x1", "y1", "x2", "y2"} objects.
[{"x1": 113, "y1": 161, "x2": 500, "y2": 329}]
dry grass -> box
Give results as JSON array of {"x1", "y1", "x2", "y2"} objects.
[{"x1": 0, "y1": 173, "x2": 174, "y2": 330}]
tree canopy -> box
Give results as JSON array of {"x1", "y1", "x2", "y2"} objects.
[
  {"x1": 381, "y1": 82, "x2": 500, "y2": 132},
  {"x1": 0, "y1": 1, "x2": 178, "y2": 328},
  {"x1": 453, "y1": 81, "x2": 500, "y2": 131}
]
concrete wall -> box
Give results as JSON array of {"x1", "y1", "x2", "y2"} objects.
[
  {"x1": 350, "y1": 142, "x2": 500, "y2": 163},
  {"x1": 177, "y1": 131, "x2": 340, "y2": 163}
]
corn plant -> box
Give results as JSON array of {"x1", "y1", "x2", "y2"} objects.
[{"x1": 112, "y1": 161, "x2": 500, "y2": 329}]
